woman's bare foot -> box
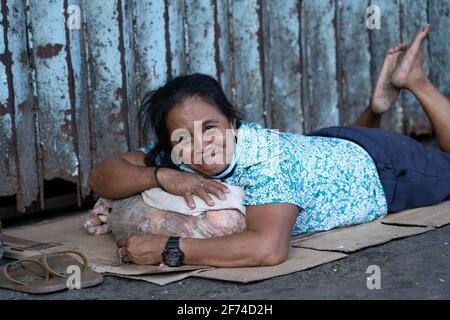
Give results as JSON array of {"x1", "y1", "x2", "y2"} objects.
[
  {"x1": 370, "y1": 43, "x2": 407, "y2": 114},
  {"x1": 392, "y1": 25, "x2": 431, "y2": 91}
]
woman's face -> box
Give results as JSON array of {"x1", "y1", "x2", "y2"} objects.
[{"x1": 166, "y1": 96, "x2": 236, "y2": 176}]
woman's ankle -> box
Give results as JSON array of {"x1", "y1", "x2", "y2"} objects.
[{"x1": 407, "y1": 72, "x2": 431, "y2": 94}]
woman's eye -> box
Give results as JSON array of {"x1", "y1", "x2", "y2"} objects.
[{"x1": 205, "y1": 126, "x2": 215, "y2": 130}]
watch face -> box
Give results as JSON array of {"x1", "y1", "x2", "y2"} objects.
[{"x1": 164, "y1": 248, "x2": 182, "y2": 267}]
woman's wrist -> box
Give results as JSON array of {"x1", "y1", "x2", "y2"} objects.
[{"x1": 154, "y1": 166, "x2": 167, "y2": 191}]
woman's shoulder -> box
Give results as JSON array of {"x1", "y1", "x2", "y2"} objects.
[{"x1": 237, "y1": 119, "x2": 262, "y2": 129}]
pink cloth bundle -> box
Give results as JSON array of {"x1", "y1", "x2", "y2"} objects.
[{"x1": 84, "y1": 184, "x2": 247, "y2": 241}]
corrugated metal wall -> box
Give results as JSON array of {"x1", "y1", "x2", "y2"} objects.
[{"x1": 1, "y1": 0, "x2": 449, "y2": 215}]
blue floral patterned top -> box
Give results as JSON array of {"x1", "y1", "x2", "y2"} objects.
[{"x1": 138, "y1": 120, "x2": 388, "y2": 236}]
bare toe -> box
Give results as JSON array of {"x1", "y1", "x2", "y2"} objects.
[
  {"x1": 391, "y1": 25, "x2": 429, "y2": 89},
  {"x1": 395, "y1": 43, "x2": 408, "y2": 51},
  {"x1": 410, "y1": 24, "x2": 430, "y2": 50},
  {"x1": 370, "y1": 49, "x2": 402, "y2": 114}
]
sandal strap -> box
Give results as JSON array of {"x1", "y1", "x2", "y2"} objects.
[
  {"x1": 40, "y1": 249, "x2": 89, "y2": 278},
  {"x1": 3, "y1": 259, "x2": 50, "y2": 286}
]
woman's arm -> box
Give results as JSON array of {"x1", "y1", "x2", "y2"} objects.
[
  {"x1": 88, "y1": 151, "x2": 157, "y2": 199},
  {"x1": 88, "y1": 151, "x2": 231, "y2": 205},
  {"x1": 182, "y1": 203, "x2": 298, "y2": 266},
  {"x1": 119, "y1": 203, "x2": 299, "y2": 267}
]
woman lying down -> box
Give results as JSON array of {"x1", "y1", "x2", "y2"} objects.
[{"x1": 88, "y1": 25, "x2": 450, "y2": 268}]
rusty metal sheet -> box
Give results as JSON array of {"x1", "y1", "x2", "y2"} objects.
[
  {"x1": 120, "y1": 0, "x2": 138, "y2": 151},
  {"x1": 28, "y1": 0, "x2": 79, "y2": 186},
  {"x1": 8, "y1": 0, "x2": 39, "y2": 210},
  {"x1": 133, "y1": 0, "x2": 167, "y2": 144},
  {"x1": 301, "y1": 0, "x2": 339, "y2": 132},
  {"x1": 2, "y1": 0, "x2": 449, "y2": 215},
  {"x1": 84, "y1": 0, "x2": 130, "y2": 163},
  {"x1": 369, "y1": 0, "x2": 403, "y2": 133},
  {"x1": 0, "y1": 0, "x2": 17, "y2": 197},
  {"x1": 64, "y1": 0, "x2": 91, "y2": 198},
  {"x1": 167, "y1": 0, "x2": 187, "y2": 78},
  {"x1": 336, "y1": 0, "x2": 372, "y2": 126},
  {"x1": 401, "y1": 0, "x2": 431, "y2": 136},
  {"x1": 133, "y1": 0, "x2": 167, "y2": 90},
  {"x1": 185, "y1": 0, "x2": 217, "y2": 77},
  {"x1": 230, "y1": 0, "x2": 265, "y2": 125},
  {"x1": 267, "y1": 0, "x2": 303, "y2": 133},
  {"x1": 215, "y1": 0, "x2": 234, "y2": 103}
]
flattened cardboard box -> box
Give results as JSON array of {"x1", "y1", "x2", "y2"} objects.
[
  {"x1": 290, "y1": 221, "x2": 434, "y2": 253},
  {"x1": 2, "y1": 212, "x2": 346, "y2": 285},
  {"x1": 381, "y1": 201, "x2": 450, "y2": 228},
  {"x1": 4, "y1": 200, "x2": 450, "y2": 285}
]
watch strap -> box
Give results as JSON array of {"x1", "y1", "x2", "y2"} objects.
[{"x1": 166, "y1": 236, "x2": 181, "y2": 249}]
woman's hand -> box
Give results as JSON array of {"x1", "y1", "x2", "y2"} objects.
[
  {"x1": 117, "y1": 234, "x2": 168, "y2": 265},
  {"x1": 156, "y1": 168, "x2": 230, "y2": 208}
]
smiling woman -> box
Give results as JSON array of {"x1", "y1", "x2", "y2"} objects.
[
  {"x1": 89, "y1": 27, "x2": 450, "y2": 267},
  {"x1": 139, "y1": 74, "x2": 241, "y2": 176}
]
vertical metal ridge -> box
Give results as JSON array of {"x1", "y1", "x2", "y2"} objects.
[
  {"x1": 297, "y1": 0, "x2": 305, "y2": 133},
  {"x1": 117, "y1": 0, "x2": 130, "y2": 151},
  {"x1": 226, "y1": 0, "x2": 237, "y2": 109},
  {"x1": 256, "y1": 0, "x2": 269, "y2": 127},
  {"x1": 0, "y1": 0, "x2": 22, "y2": 209},
  {"x1": 63, "y1": 0, "x2": 82, "y2": 207},
  {"x1": 24, "y1": 0, "x2": 45, "y2": 210},
  {"x1": 334, "y1": 0, "x2": 342, "y2": 125},
  {"x1": 212, "y1": 0, "x2": 221, "y2": 83},
  {"x1": 163, "y1": 0, "x2": 172, "y2": 80}
]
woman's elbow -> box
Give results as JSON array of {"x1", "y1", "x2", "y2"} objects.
[
  {"x1": 255, "y1": 242, "x2": 289, "y2": 266},
  {"x1": 262, "y1": 252, "x2": 288, "y2": 266},
  {"x1": 88, "y1": 167, "x2": 104, "y2": 196}
]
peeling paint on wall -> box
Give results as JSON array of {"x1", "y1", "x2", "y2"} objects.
[{"x1": 1, "y1": 0, "x2": 449, "y2": 215}]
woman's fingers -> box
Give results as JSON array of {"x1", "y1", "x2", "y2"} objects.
[
  {"x1": 179, "y1": 176, "x2": 232, "y2": 209},
  {"x1": 205, "y1": 180, "x2": 230, "y2": 193},
  {"x1": 183, "y1": 192, "x2": 196, "y2": 209},
  {"x1": 195, "y1": 187, "x2": 215, "y2": 206},
  {"x1": 212, "y1": 181, "x2": 230, "y2": 193},
  {"x1": 203, "y1": 183, "x2": 226, "y2": 201}
]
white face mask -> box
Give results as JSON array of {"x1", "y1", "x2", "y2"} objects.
[{"x1": 176, "y1": 128, "x2": 241, "y2": 179}]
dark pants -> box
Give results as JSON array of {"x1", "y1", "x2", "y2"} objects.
[{"x1": 308, "y1": 126, "x2": 450, "y2": 213}]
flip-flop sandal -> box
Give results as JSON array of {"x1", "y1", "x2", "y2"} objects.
[
  {"x1": 0, "y1": 258, "x2": 68, "y2": 294},
  {"x1": 39, "y1": 249, "x2": 103, "y2": 289}
]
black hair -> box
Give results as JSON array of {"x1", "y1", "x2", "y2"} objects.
[{"x1": 138, "y1": 73, "x2": 242, "y2": 167}]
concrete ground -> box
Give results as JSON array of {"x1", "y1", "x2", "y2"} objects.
[{"x1": 1, "y1": 210, "x2": 450, "y2": 300}]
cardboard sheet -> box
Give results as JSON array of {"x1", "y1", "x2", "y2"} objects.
[
  {"x1": 192, "y1": 248, "x2": 347, "y2": 283},
  {"x1": 3, "y1": 200, "x2": 447, "y2": 285},
  {"x1": 2, "y1": 213, "x2": 208, "y2": 277},
  {"x1": 381, "y1": 201, "x2": 450, "y2": 228},
  {"x1": 114, "y1": 269, "x2": 214, "y2": 286},
  {"x1": 2, "y1": 211, "x2": 347, "y2": 285},
  {"x1": 290, "y1": 221, "x2": 434, "y2": 253}
]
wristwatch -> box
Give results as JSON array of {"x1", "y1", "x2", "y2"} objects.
[{"x1": 162, "y1": 236, "x2": 185, "y2": 267}]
